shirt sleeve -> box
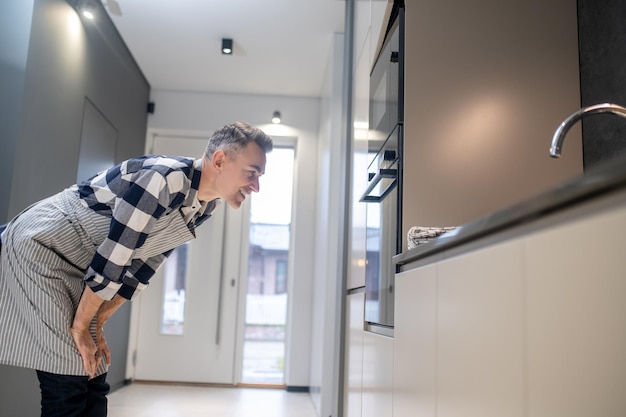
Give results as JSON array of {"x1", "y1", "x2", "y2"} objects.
[
  {"x1": 84, "y1": 168, "x2": 182, "y2": 300},
  {"x1": 117, "y1": 250, "x2": 173, "y2": 300}
]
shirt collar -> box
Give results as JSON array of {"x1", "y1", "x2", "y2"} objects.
[
  {"x1": 184, "y1": 158, "x2": 219, "y2": 216},
  {"x1": 181, "y1": 159, "x2": 203, "y2": 207}
]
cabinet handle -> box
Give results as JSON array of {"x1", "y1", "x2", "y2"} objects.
[
  {"x1": 360, "y1": 168, "x2": 398, "y2": 202},
  {"x1": 215, "y1": 273, "x2": 225, "y2": 345}
]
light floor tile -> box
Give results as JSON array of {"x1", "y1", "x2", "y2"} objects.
[{"x1": 108, "y1": 382, "x2": 317, "y2": 417}]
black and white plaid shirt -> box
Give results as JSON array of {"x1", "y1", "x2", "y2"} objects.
[{"x1": 77, "y1": 155, "x2": 214, "y2": 300}]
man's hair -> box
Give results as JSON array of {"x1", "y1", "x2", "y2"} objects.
[{"x1": 204, "y1": 121, "x2": 273, "y2": 160}]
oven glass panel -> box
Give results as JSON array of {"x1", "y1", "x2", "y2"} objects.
[{"x1": 364, "y1": 125, "x2": 401, "y2": 327}]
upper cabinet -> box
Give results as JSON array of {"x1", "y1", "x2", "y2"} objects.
[{"x1": 402, "y1": 0, "x2": 583, "y2": 242}]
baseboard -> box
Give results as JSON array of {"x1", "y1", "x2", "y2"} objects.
[{"x1": 286, "y1": 385, "x2": 310, "y2": 393}]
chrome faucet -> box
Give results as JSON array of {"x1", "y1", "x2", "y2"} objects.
[{"x1": 550, "y1": 103, "x2": 626, "y2": 158}]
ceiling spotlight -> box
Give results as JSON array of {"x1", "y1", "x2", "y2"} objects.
[
  {"x1": 80, "y1": 1, "x2": 96, "y2": 19},
  {"x1": 221, "y1": 38, "x2": 233, "y2": 55},
  {"x1": 272, "y1": 111, "x2": 281, "y2": 124}
]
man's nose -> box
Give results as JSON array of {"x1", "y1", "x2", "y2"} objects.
[{"x1": 250, "y1": 177, "x2": 260, "y2": 193}]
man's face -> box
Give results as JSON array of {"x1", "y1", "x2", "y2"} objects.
[{"x1": 216, "y1": 141, "x2": 267, "y2": 209}]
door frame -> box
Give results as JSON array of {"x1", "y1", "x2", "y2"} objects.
[
  {"x1": 233, "y1": 136, "x2": 298, "y2": 384},
  {"x1": 124, "y1": 130, "x2": 299, "y2": 384}
]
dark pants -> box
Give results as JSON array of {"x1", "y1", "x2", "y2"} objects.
[{"x1": 36, "y1": 370, "x2": 110, "y2": 417}]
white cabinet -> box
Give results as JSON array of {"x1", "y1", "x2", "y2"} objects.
[
  {"x1": 437, "y1": 241, "x2": 525, "y2": 417},
  {"x1": 345, "y1": 292, "x2": 365, "y2": 417},
  {"x1": 394, "y1": 194, "x2": 626, "y2": 417},
  {"x1": 523, "y1": 204, "x2": 626, "y2": 417},
  {"x1": 394, "y1": 263, "x2": 437, "y2": 417},
  {"x1": 362, "y1": 330, "x2": 394, "y2": 417},
  {"x1": 394, "y1": 241, "x2": 525, "y2": 417}
]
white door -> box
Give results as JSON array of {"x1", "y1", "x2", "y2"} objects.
[{"x1": 131, "y1": 134, "x2": 247, "y2": 384}]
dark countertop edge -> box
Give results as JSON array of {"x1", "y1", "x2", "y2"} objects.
[{"x1": 394, "y1": 153, "x2": 626, "y2": 266}]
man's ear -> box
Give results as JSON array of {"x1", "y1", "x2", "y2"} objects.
[{"x1": 212, "y1": 150, "x2": 226, "y2": 169}]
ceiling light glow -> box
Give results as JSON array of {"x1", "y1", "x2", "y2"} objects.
[{"x1": 79, "y1": 1, "x2": 96, "y2": 19}]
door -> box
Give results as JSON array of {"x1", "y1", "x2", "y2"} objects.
[
  {"x1": 132, "y1": 134, "x2": 245, "y2": 384},
  {"x1": 76, "y1": 98, "x2": 117, "y2": 183},
  {"x1": 77, "y1": 99, "x2": 131, "y2": 389}
]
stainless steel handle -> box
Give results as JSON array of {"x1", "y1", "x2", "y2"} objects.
[{"x1": 359, "y1": 168, "x2": 398, "y2": 202}]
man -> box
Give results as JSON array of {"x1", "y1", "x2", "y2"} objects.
[{"x1": 0, "y1": 121, "x2": 272, "y2": 416}]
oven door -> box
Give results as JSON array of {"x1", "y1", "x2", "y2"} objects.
[{"x1": 360, "y1": 124, "x2": 401, "y2": 328}]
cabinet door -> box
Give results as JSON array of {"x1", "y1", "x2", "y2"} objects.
[
  {"x1": 362, "y1": 331, "x2": 394, "y2": 417},
  {"x1": 524, "y1": 205, "x2": 626, "y2": 417},
  {"x1": 345, "y1": 292, "x2": 365, "y2": 417},
  {"x1": 437, "y1": 240, "x2": 525, "y2": 417},
  {"x1": 394, "y1": 264, "x2": 437, "y2": 417}
]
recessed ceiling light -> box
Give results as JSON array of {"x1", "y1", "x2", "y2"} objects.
[
  {"x1": 80, "y1": 1, "x2": 96, "y2": 19},
  {"x1": 222, "y1": 38, "x2": 233, "y2": 55}
]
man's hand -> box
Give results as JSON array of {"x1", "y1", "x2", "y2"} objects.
[
  {"x1": 70, "y1": 326, "x2": 98, "y2": 378},
  {"x1": 95, "y1": 326, "x2": 111, "y2": 368},
  {"x1": 71, "y1": 287, "x2": 126, "y2": 377},
  {"x1": 71, "y1": 287, "x2": 105, "y2": 377}
]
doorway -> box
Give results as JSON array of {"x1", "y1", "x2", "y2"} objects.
[
  {"x1": 240, "y1": 146, "x2": 295, "y2": 385},
  {"x1": 132, "y1": 134, "x2": 242, "y2": 384},
  {"x1": 129, "y1": 133, "x2": 296, "y2": 385}
]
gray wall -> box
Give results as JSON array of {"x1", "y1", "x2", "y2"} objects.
[
  {"x1": 7, "y1": 0, "x2": 149, "y2": 217},
  {"x1": 0, "y1": 1, "x2": 34, "y2": 223},
  {"x1": 578, "y1": 0, "x2": 626, "y2": 168},
  {"x1": 0, "y1": 0, "x2": 149, "y2": 414}
]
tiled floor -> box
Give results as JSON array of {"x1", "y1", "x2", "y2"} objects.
[{"x1": 108, "y1": 382, "x2": 318, "y2": 417}]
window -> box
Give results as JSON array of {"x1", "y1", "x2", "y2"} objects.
[
  {"x1": 241, "y1": 145, "x2": 294, "y2": 384},
  {"x1": 275, "y1": 259, "x2": 287, "y2": 294},
  {"x1": 160, "y1": 243, "x2": 189, "y2": 335}
]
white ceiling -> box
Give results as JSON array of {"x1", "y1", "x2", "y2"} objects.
[{"x1": 101, "y1": 0, "x2": 346, "y2": 98}]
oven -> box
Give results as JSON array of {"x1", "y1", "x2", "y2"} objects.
[
  {"x1": 360, "y1": 5, "x2": 404, "y2": 329},
  {"x1": 361, "y1": 124, "x2": 402, "y2": 328}
]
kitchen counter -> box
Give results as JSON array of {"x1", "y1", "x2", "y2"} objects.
[{"x1": 394, "y1": 152, "x2": 626, "y2": 267}]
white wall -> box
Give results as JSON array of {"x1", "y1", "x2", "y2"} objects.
[{"x1": 146, "y1": 90, "x2": 320, "y2": 387}]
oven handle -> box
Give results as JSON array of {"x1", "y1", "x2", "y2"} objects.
[{"x1": 359, "y1": 168, "x2": 398, "y2": 202}]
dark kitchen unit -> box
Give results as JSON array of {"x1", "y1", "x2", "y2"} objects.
[{"x1": 360, "y1": 3, "x2": 404, "y2": 330}]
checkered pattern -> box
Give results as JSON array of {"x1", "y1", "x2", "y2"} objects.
[{"x1": 77, "y1": 156, "x2": 210, "y2": 300}]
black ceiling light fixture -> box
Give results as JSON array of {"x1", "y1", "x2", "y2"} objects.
[
  {"x1": 221, "y1": 38, "x2": 233, "y2": 55},
  {"x1": 272, "y1": 111, "x2": 281, "y2": 124}
]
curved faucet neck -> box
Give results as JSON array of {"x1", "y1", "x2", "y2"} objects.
[{"x1": 550, "y1": 103, "x2": 626, "y2": 158}]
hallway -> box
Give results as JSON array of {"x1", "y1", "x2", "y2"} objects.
[{"x1": 108, "y1": 382, "x2": 317, "y2": 417}]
